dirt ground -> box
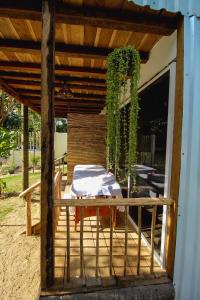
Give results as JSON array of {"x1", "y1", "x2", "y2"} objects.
[{"x1": 0, "y1": 196, "x2": 40, "y2": 300}]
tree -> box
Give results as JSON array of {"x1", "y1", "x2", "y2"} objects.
[
  {"x1": 29, "y1": 110, "x2": 41, "y2": 173},
  {"x1": 0, "y1": 127, "x2": 17, "y2": 195},
  {"x1": 0, "y1": 91, "x2": 17, "y2": 127},
  {"x1": 55, "y1": 118, "x2": 67, "y2": 132},
  {"x1": 0, "y1": 127, "x2": 16, "y2": 158}
]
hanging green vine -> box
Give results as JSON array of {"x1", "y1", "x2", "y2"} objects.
[{"x1": 106, "y1": 46, "x2": 140, "y2": 178}]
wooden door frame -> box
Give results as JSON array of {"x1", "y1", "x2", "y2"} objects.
[{"x1": 165, "y1": 16, "x2": 184, "y2": 278}]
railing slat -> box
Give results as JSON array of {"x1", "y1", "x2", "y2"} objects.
[
  {"x1": 26, "y1": 193, "x2": 32, "y2": 236},
  {"x1": 137, "y1": 206, "x2": 142, "y2": 275},
  {"x1": 150, "y1": 205, "x2": 157, "y2": 274},
  {"x1": 80, "y1": 207, "x2": 84, "y2": 278},
  {"x1": 109, "y1": 207, "x2": 113, "y2": 276},
  {"x1": 95, "y1": 207, "x2": 99, "y2": 278},
  {"x1": 124, "y1": 205, "x2": 128, "y2": 277},
  {"x1": 66, "y1": 206, "x2": 70, "y2": 282}
]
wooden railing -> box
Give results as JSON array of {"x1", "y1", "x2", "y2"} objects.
[
  {"x1": 19, "y1": 181, "x2": 41, "y2": 236},
  {"x1": 53, "y1": 171, "x2": 62, "y2": 232},
  {"x1": 54, "y1": 197, "x2": 173, "y2": 281},
  {"x1": 54, "y1": 154, "x2": 67, "y2": 174},
  {"x1": 19, "y1": 171, "x2": 62, "y2": 236}
]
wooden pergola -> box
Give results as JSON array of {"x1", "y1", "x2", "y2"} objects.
[
  {"x1": 0, "y1": 0, "x2": 182, "y2": 292},
  {"x1": 0, "y1": 0, "x2": 179, "y2": 116}
]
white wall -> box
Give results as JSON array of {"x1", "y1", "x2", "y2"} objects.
[
  {"x1": 4, "y1": 133, "x2": 67, "y2": 167},
  {"x1": 139, "y1": 31, "x2": 177, "y2": 87},
  {"x1": 121, "y1": 31, "x2": 177, "y2": 107},
  {"x1": 54, "y1": 132, "x2": 67, "y2": 158}
]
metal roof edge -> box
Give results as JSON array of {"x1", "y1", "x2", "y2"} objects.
[{"x1": 129, "y1": 0, "x2": 200, "y2": 17}]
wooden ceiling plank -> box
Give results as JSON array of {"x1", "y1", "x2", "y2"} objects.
[
  {"x1": 0, "y1": 60, "x2": 106, "y2": 76},
  {"x1": 0, "y1": 70, "x2": 106, "y2": 84},
  {"x1": 21, "y1": 92, "x2": 104, "y2": 100},
  {"x1": 0, "y1": 38, "x2": 149, "y2": 62},
  {"x1": 5, "y1": 79, "x2": 106, "y2": 92},
  {"x1": 0, "y1": 1, "x2": 177, "y2": 35}
]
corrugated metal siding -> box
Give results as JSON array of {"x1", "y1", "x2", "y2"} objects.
[
  {"x1": 173, "y1": 16, "x2": 200, "y2": 300},
  {"x1": 129, "y1": 0, "x2": 200, "y2": 16}
]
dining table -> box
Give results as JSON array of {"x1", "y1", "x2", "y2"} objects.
[{"x1": 69, "y1": 164, "x2": 123, "y2": 230}]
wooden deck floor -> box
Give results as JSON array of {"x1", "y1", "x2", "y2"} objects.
[
  {"x1": 53, "y1": 215, "x2": 168, "y2": 291},
  {"x1": 44, "y1": 182, "x2": 170, "y2": 295}
]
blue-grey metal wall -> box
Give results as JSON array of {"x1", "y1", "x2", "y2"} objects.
[
  {"x1": 173, "y1": 16, "x2": 200, "y2": 300},
  {"x1": 129, "y1": 1, "x2": 200, "y2": 299},
  {"x1": 129, "y1": 0, "x2": 200, "y2": 16}
]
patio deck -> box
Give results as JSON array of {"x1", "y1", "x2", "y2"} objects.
[{"x1": 49, "y1": 186, "x2": 170, "y2": 295}]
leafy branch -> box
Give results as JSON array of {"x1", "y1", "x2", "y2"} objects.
[{"x1": 106, "y1": 46, "x2": 140, "y2": 178}]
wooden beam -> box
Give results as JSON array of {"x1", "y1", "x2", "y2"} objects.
[
  {"x1": 5, "y1": 79, "x2": 106, "y2": 92},
  {"x1": 20, "y1": 93, "x2": 105, "y2": 103},
  {"x1": 0, "y1": 39, "x2": 149, "y2": 62},
  {"x1": 40, "y1": 0, "x2": 55, "y2": 290},
  {"x1": 20, "y1": 93, "x2": 105, "y2": 101},
  {"x1": 26, "y1": 100, "x2": 105, "y2": 107},
  {"x1": 0, "y1": 77, "x2": 21, "y2": 100},
  {"x1": 0, "y1": 70, "x2": 106, "y2": 85},
  {"x1": 0, "y1": 1, "x2": 177, "y2": 35},
  {"x1": 165, "y1": 16, "x2": 184, "y2": 278},
  {"x1": 0, "y1": 61, "x2": 106, "y2": 77},
  {"x1": 22, "y1": 105, "x2": 29, "y2": 191}
]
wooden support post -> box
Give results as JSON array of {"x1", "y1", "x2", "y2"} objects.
[
  {"x1": 40, "y1": 0, "x2": 55, "y2": 290},
  {"x1": 22, "y1": 105, "x2": 29, "y2": 191},
  {"x1": 166, "y1": 16, "x2": 184, "y2": 278}
]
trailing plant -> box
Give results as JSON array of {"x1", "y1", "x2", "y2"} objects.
[{"x1": 106, "y1": 46, "x2": 140, "y2": 179}]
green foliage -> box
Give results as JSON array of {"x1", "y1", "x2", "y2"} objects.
[
  {"x1": 55, "y1": 118, "x2": 67, "y2": 132},
  {"x1": 30, "y1": 154, "x2": 40, "y2": 167},
  {"x1": 2, "y1": 172, "x2": 41, "y2": 197},
  {"x1": 0, "y1": 127, "x2": 17, "y2": 158},
  {"x1": 0, "y1": 179, "x2": 7, "y2": 195},
  {"x1": 7, "y1": 163, "x2": 16, "y2": 174},
  {"x1": 3, "y1": 112, "x2": 21, "y2": 130},
  {"x1": 0, "y1": 205, "x2": 13, "y2": 221},
  {"x1": 29, "y1": 110, "x2": 41, "y2": 132},
  {"x1": 106, "y1": 46, "x2": 140, "y2": 175}
]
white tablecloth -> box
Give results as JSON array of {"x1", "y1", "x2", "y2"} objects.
[
  {"x1": 71, "y1": 164, "x2": 122, "y2": 197},
  {"x1": 64, "y1": 164, "x2": 124, "y2": 212}
]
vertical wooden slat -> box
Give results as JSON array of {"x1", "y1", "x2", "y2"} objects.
[
  {"x1": 66, "y1": 206, "x2": 70, "y2": 282},
  {"x1": 109, "y1": 207, "x2": 113, "y2": 276},
  {"x1": 124, "y1": 205, "x2": 128, "y2": 277},
  {"x1": 40, "y1": 0, "x2": 55, "y2": 290},
  {"x1": 22, "y1": 105, "x2": 29, "y2": 191},
  {"x1": 80, "y1": 206, "x2": 84, "y2": 278},
  {"x1": 150, "y1": 206, "x2": 157, "y2": 274},
  {"x1": 26, "y1": 193, "x2": 32, "y2": 236},
  {"x1": 95, "y1": 207, "x2": 99, "y2": 277},
  {"x1": 62, "y1": 157, "x2": 65, "y2": 174},
  {"x1": 137, "y1": 206, "x2": 142, "y2": 275}
]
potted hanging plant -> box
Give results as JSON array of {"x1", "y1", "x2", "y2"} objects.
[{"x1": 106, "y1": 46, "x2": 140, "y2": 186}]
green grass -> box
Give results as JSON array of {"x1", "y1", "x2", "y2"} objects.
[
  {"x1": 2, "y1": 172, "x2": 41, "y2": 195},
  {"x1": 0, "y1": 205, "x2": 14, "y2": 222}
]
